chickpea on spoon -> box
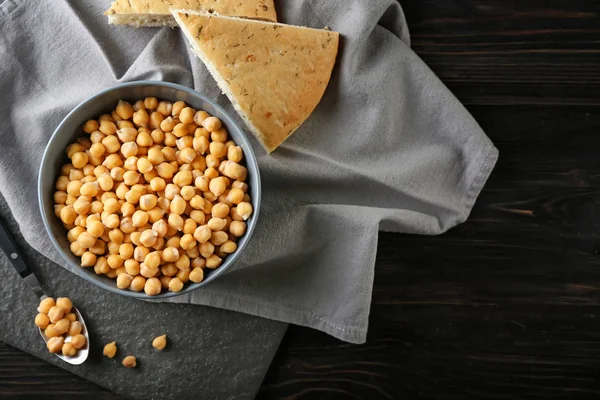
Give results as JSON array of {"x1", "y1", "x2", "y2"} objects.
[{"x1": 0, "y1": 218, "x2": 89, "y2": 365}]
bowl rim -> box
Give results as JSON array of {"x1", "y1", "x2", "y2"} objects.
[{"x1": 38, "y1": 80, "x2": 261, "y2": 299}]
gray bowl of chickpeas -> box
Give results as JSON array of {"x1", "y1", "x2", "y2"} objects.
[{"x1": 38, "y1": 81, "x2": 260, "y2": 298}]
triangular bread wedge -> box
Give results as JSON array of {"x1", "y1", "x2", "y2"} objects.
[
  {"x1": 173, "y1": 11, "x2": 339, "y2": 153},
  {"x1": 105, "y1": 0, "x2": 277, "y2": 27}
]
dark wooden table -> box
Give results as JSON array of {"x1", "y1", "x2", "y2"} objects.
[{"x1": 3, "y1": 0, "x2": 600, "y2": 398}]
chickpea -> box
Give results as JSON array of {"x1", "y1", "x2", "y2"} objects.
[
  {"x1": 119, "y1": 242, "x2": 134, "y2": 259},
  {"x1": 134, "y1": 246, "x2": 150, "y2": 262},
  {"x1": 81, "y1": 251, "x2": 97, "y2": 267},
  {"x1": 224, "y1": 144, "x2": 243, "y2": 162},
  {"x1": 158, "y1": 245, "x2": 179, "y2": 263},
  {"x1": 209, "y1": 142, "x2": 227, "y2": 159},
  {"x1": 77, "y1": 232, "x2": 96, "y2": 249},
  {"x1": 191, "y1": 224, "x2": 210, "y2": 244},
  {"x1": 191, "y1": 110, "x2": 208, "y2": 126},
  {"x1": 67, "y1": 226, "x2": 84, "y2": 243},
  {"x1": 210, "y1": 127, "x2": 228, "y2": 142},
  {"x1": 187, "y1": 210, "x2": 204, "y2": 225},
  {"x1": 38, "y1": 297, "x2": 56, "y2": 314},
  {"x1": 211, "y1": 203, "x2": 230, "y2": 219},
  {"x1": 170, "y1": 100, "x2": 185, "y2": 117},
  {"x1": 137, "y1": 131, "x2": 153, "y2": 147},
  {"x1": 229, "y1": 221, "x2": 247, "y2": 237},
  {"x1": 94, "y1": 256, "x2": 110, "y2": 274},
  {"x1": 189, "y1": 267, "x2": 205, "y2": 283},
  {"x1": 115, "y1": 100, "x2": 134, "y2": 119},
  {"x1": 104, "y1": 214, "x2": 120, "y2": 229},
  {"x1": 47, "y1": 336, "x2": 65, "y2": 353},
  {"x1": 208, "y1": 177, "x2": 227, "y2": 197},
  {"x1": 60, "y1": 205, "x2": 77, "y2": 224},
  {"x1": 193, "y1": 136, "x2": 210, "y2": 155},
  {"x1": 205, "y1": 154, "x2": 219, "y2": 169},
  {"x1": 86, "y1": 220, "x2": 105, "y2": 238},
  {"x1": 205, "y1": 254, "x2": 222, "y2": 269},
  {"x1": 68, "y1": 321, "x2": 83, "y2": 337},
  {"x1": 157, "y1": 101, "x2": 173, "y2": 116},
  {"x1": 44, "y1": 324, "x2": 61, "y2": 338},
  {"x1": 70, "y1": 241, "x2": 85, "y2": 257},
  {"x1": 138, "y1": 194, "x2": 157, "y2": 211},
  {"x1": 223, "y1": 161, "x2": 247, "y2": 181},
  {"x1": 122, "y1": 258, "x2": 138, "y2": 275},
  {"x1": 144, "y1": 277, "x2": 161, "y2": 296},
  {"x1": 54, "y1": 318, "x2": 70, "y2": 335},
  {"x1": 132, "y1": 108, "x2": 149, "y2": 127},
  {"x1": 175, "y1": 267, "x2": 190, "y2": 283},
  {"x1": 73, "y1": 197, "x2": 91, "y2": 215},
  {"x1": 69, "y1": 169, "x2": 85, "y2": 181},
  {"x1": 90, "y1": 201, "x2": 104, "y2": 214},
  {"x1": 173, "y1": 123, "x2": 187, "y2": 138},
  {"x1": 102, "y1": 154, "x2": 123, "y2": 170},
  {"x1": 60, "y1": 342, "x2": 77, "y2": 357},
  {"x1": 202, "y1": 116, "x2": 221, "y2": 132},
  {"x1": 161, "y1": 262, "x2": 178, "y2": 277},
  {"x1": 65, "y1": 313, "x2": 77, "y2": 322},
  {"x1": 122, "y1": 355, "x2": 137, "y2": 368},
  {"x1": 83, "y1": 119, "x2": 100, "y2": 134},
  {"x1": 71, "y1": 334, "x2": 87, "y2": 349},
  {"x1": 48, "y1": 306, "x2": 64, "y2": 324},
  {"x1": 148, "y1": 111, "x2": 164, "y2": 130},
  {"x1": 199, "y1": 241, "x2": 214, "y2": 258},
  {"x1": 121, "y1": 142, "x2": 138, "y2": 159},
  {"x1": 205, "y1": 217, "x2": 225, "y2": 232},
  {"x1": 140, "y1": 229, "x2": 158, "y2": 247},
  {"x1": 130, "y1": 211, "x2": 147, "y2": 228},
  {"x1": 130, "y1": 276, "x2": 146, "y2": 292},
  {"x1": 55, "y1": 176, "x2": 70, "y2": 192},
  {"x1": 103, "y1": 341, "x2": 117, "y2": 358},
  {"x1": 137, "y1": 157, "x2": 153, "y2": 174},
  {"x1": 101, "y1": 135, "x2": 120, "y2": 154},
  {"x1": 225, "y1": 188, "x2": 244, "y2": 205},
  {"x1": 160, "y1": 116, "x2": 175, "y2": 132},
  {"x1": 34, "y1": 313, "x2": 50, "y2": 329},
  {"x1": 156, "y1": 162, "x2": 176, "y2": 179},
  {"x1": 144, "y1": 251, "x2": 161, "y2": 269},
  {"x1": 174, "y1": 254, "x2": 190, "y2": 270},
  {"x1": 53, "y1": 190, "x2": 67, "y2": 205},
  {"x1": 168, "y1": 213, "x2": 184, "y2": 231},
  {"x1": 210, "y1": 231, "x2": 228, "y2": 246},
  {"x1": 236, "y1": 202, "x2": 253, "y2": 220},
  {"x1": 117, "y1": 272, "x2": 134, "y2": 289},
  {"x1": 169, "y1": 195, "x2": 186, "y2": 215},
  {"x1": 147, "y1": 207, "x2": 165, "y2": 223},
  {"x1": 195, "y1": 176, "x2": 210, "y2": 192},
  {"x1": 179, "y1": 234, "x2": 195, "y2": 250},
  {"x1": 164, "y1": 132, "x2": 177, "y2": 147},
  {"x1": 173, "y1": 170, "x2": 193, "y2": 187}
]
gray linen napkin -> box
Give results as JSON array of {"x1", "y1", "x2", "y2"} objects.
[{"x1": 0, "y1": 0, "x2": 498, "y2": 348}]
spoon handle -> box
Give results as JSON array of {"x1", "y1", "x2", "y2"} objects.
[{"x1": 0, "y1": 217, "x2": 46, "y2": 299}]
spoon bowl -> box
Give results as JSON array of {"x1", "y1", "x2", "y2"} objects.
[
  {"x1": 38, "y1": 305, "x2": 89, "y2": 365},
  {"x1": 0, "y1": 217, "x2": 89, "y2": 365}
]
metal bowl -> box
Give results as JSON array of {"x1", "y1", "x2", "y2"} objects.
[{"x1": 38, "y1": 81, "x2": 261, "y2": 299}]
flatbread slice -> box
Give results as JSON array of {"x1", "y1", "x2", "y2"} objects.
[
  {"x1": 172, "y1": 11, "x2": 339, "y2": 153},
  {"x1": 105, "y1": 0, "x2": 277, "y2": 27}
]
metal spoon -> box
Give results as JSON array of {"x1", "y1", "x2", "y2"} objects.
[{"x1": 0, "y1": 217, "x2": 89, "y2": 365}]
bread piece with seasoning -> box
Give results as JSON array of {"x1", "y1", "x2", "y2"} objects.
[
  {"x1": 105, "y1": 0, "x2": 277, "y2": 27},
  {"x1": 172, "y1": 11, "x2": 339, "y2": 153}
]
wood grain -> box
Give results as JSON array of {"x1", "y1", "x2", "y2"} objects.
[
  {"x1": 3, "y1": 0, "x2": 600, "y2": 399},
  {"x1": 258, "y1": 1, "x2": 600, "y2": 399}
]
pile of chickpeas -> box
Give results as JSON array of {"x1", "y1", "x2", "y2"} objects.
[
  {"x1": 35, "y1": 297, "x2": 87, "y2": 356},
  {"x1": 53, "y1": 98, "x2": 253, "y2": 296}
]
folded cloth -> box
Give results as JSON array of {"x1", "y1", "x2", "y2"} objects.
[{"x1": 0, "y1": 0, "x2": 498, "y2": 346}]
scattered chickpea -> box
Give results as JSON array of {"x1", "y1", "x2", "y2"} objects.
[
  {"x1": 122, "y1": 355, "x2": 137, "y2": 368},
  {"x1": 152, "y1": 334, "x2": 168, "y2": 350},
  {"x1": 103, "y1": 341, "x2": 117, "y2": 358}
]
